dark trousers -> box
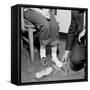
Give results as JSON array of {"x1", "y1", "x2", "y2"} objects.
[
  {"x1": 24, "y1": 9, "x2": 60, "y2": 46},
  {"x1": 70, "y1": 38, "x2": 86, "y2": 71}
]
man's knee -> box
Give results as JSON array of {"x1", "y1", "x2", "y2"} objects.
[
  {"x1": 70, "y1": 55, "x2": 81, "y2": 65},
  {"x1": 70, "y1": 57, "x2": 85, "y2": 71}
]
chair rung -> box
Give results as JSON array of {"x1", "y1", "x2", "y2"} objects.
[
  {"x1": 24, "y1": 24, "x2": 35, "y2": 28},
  {"x1": 21, "y1": 36, "x2": 29, "y2": 43}
]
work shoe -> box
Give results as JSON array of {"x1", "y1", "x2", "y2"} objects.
[
  {"x1": 35, "y1": 67, "x2": 53, "y2": 79},
  {"x1": 41, "y1": 57, "x2": 47, "y2": 65},
  {"x1": 51, "y1": 58, "x2": 63, "y2": 68}
]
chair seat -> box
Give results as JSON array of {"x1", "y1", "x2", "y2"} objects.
[{"x1": 21, "y1": 8, "x2": 34, "y2": 62}]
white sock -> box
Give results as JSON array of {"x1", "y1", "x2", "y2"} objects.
[
  {"x1": 40, "y1": 45, "x2": 46, "y2": 59},
  {"x1": 51, "y1": 46, "x2": 62, "y2": 68},
  {"x1": 51, "y1": 46, "x2": 57, "y2": 59}
]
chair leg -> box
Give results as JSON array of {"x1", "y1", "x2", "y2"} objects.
[{"x1": 28, "y1": 28, "x2": 34, "y2": 62}]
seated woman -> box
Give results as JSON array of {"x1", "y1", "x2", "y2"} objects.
[{"x1": 24, "y1": 8, "x2": 63, "y2": 79}]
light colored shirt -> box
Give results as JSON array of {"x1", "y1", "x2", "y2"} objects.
[{"x1": 56, "y1": 10, "x2": 71, "y2": 33}]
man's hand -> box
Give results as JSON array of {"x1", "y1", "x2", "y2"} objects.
[
  {"x1": 61, "y1": 50, "x2": 70, "y2": 63},
  {"x1": 78, "y1": 28, "x2": 86, "y2": 43}
]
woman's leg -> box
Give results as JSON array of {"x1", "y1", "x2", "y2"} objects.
[
  {"x1": 24, "y1": 9, "x2": 50, "y2": 59},
  {"x1": 49, "y1": 12, "x2": 62, "y2": 68},
  {"x1": 24, "y1": 9, "x2": 50, "y2": 41}
]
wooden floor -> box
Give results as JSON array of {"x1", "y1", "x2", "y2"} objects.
[{"x1": 21, "y1": 40, "x2": 85, "y2": 83}]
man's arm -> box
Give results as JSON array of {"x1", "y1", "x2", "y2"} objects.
[
  {"x1": 61, "y1": 11, "x2": 77, "y2": 63},
  {"x1": 66, "y1": 11, "x2": 77, "y2": 51},
  {"x1": 78, "y1": 11, "x2": 86, "y2": 42}
]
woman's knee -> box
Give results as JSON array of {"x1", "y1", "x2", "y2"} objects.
[
  {"x1": 42, "y1": 23, "x2": 49, "y2": 31},
  {"x1": 39, "y1": 24, "x2": 49, "y2": 39}
]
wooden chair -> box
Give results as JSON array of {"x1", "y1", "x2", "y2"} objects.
[{"x1": 21, "y1": 7, "x2": 36, "y2": 62}]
